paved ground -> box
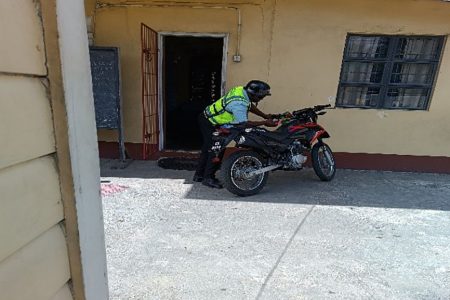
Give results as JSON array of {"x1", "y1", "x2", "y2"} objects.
[{"x1": 101, "y1": 160, "x2": 450, "y2": 300}]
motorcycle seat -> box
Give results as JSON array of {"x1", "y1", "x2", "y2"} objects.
[{"x1": 255, "y1": 129, "x2": 290, "y2": 142}]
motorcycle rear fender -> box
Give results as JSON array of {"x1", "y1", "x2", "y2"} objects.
[{"x1": 211, "y1": 130, "x2": 240, "y2": 154}]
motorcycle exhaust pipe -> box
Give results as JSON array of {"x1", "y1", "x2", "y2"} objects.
[{"x1": 246, "y1": 164, "x2": 281, "y2": 177}]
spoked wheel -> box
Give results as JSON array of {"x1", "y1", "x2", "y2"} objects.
[
  {"x1": 312, "y1": 142, "x2": 336, "y2": 181},
  {"x1": 222, "y1": 151, "x2": 269, "y2": 197}
]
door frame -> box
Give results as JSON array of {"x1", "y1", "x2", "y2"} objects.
[{"x1": 158, "y1": 32, "x2": 229, "y2": 151}]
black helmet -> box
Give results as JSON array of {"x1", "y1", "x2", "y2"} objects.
[{"x1": 245, "y1": 80, "x2": 271, "y2": 101}]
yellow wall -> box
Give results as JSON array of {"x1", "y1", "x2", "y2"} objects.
[
  {"x1": 90, "y1": 0, "x2": 274, "y2": 143},
  {"x1": 267, "y1": 0, "x2": 450, "y2": 157},
  {"x1": 89, "y1": 0, "x2": 450, "y2": 157},
  {"x1": 0, "y1": 1, "x2": 72, "y2": 299}
]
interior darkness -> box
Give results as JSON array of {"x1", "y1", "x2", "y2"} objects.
[{"x1": 164, "y1": 36, "x2": 223, "y2": 150}]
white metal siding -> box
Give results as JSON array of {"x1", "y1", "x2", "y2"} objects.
[
  {"x1": 0, "y1": 0, "x2": 74, "y2": 299},
  {"x1": 0, "y1": 226, "x2": 71, "y2": 300},
  {"x1": 0, "y1": 156, "x2": 64, "y2": 262}
]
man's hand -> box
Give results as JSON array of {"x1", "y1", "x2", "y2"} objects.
[
  {"x1": 264, "y1": 119, "x2": 278, "y2": 127},
  {"x1": 268, "y1": 112, "x2": 293, "y2": 119},
  {"x1": 283, "y1": 112, "x2": 294, "y2": 118}
]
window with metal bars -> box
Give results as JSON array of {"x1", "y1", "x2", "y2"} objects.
[{"x1": 336, "y1": 35, "x2": 444, "y2": 110}]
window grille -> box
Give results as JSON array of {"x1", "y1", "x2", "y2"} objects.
[{"x1": 337, "y1": 35, "x2": 444, "y2": 110}]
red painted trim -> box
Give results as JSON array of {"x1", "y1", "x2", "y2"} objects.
[
  {"x1": 98, "y1": 142, "x2": 450, "y2": 174},
  {"x1": 158, "y1": 151, "x2": 200, "y2": 159},
  {"x1": 98, "y1": 142, "x2": 197, "y2": 160},
  {"x1": 98, "y1": 141, "x2": 144, "y2": 160},
  {"x1": 333, "y1": 152, "x2": 450, "y2": 174}
]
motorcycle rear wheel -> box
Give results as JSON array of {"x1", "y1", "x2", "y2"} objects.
[
  {"x1": 312, "y1": 142, "x2": 336, "y2": 181},
  {"x1": 222, "y1": 150, "x2": 269, "y2": 197}
]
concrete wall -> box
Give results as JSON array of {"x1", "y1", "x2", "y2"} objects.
[
  {"x1": 87, "y1": 0, "x2": 450, "y2": 158},
  {"x1": 0, "y1": 1, "x2": 71, "y2": 299}
]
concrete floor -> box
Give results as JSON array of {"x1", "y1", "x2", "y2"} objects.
[{"x1": 101, "y1": 160, "x2": 450, "y2": 300}]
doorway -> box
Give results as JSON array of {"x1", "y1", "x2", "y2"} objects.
[{"x1": 161, "y1": 34, "x2": 226, "y2": 151}]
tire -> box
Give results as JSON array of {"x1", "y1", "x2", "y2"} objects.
[
  {"x1": 222, "y1": 150, "x2": 269, "y2": 197},
  {"x1": 311, "y1": 142, "x2": 336, "y2": 181}
]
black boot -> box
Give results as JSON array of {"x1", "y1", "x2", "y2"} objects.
[
  {"x1": 202, "y1": 178, "x2": 223, "y2": 189},
  {"x1": 193, "y1": 174, "x2": 204, "y2": 182}
]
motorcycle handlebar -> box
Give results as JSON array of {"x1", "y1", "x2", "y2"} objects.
[
  {"x1": 314, "y1": 104, "x2": 332, "y2": 111},
  {"x1": 292, "y1": 104, "x2": 331, "y2": 116}
]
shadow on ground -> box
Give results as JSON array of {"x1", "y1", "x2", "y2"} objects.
[{"x1": 101, "y1": 159, "x2": 450, "y2": 211}]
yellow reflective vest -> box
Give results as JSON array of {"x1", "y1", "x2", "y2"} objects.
[{"x1": 204, "y1": 86, "x2": 250, "y2": 125}]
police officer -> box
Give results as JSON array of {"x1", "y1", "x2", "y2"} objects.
[{"x1": 194, "y1": 80, "x2": 277, "y2": 189}]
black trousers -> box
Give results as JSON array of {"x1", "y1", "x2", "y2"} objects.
[{"x1": 195, "y1": 113, "x2": 224, "y2": 179}]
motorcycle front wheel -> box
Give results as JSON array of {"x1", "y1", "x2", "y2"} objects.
[
  {"x1": 311, "y1": 142, "x2": 336, "y2": 181},
  {"x1": 222, "y1": 150, "x2": 269, "y2": 197}
]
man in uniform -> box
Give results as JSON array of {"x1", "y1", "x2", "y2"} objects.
[{"x1": 194, "y1": 80, "x2": 277, "y2": 188}]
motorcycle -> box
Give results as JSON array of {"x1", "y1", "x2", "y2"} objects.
[{"x1": 211, "y1": 104, "x2": 335, "y2": 196}]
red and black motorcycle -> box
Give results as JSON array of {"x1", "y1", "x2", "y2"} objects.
[{"x1": 212, "y1": 104, "x2": 335, "y2": 196}]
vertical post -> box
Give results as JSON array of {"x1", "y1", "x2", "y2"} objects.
[
  {"x1": 55, "y1": 0, "x2": 109, "y2": 299},
  {"x1": 117, "y1": 49, "x2": 126, "y2": 162}
]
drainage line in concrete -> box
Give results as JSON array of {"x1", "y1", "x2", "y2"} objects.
[{"x1": 255, "y1": 205, "x2": 316, "y2": 300}]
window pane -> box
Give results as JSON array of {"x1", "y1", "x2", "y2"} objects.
[
  {"x1": 342, "y1": 62, "x2": 385, "y2": 83},
  {"x1": 390, "y1": 63, "x2": 434, "y2": 84},
  {"x1": 346, "y1": 36, "x2": 389, "y2": 59},
  {"x1": 338, "y1": 86, "x2": 381, "y2": 107},
  {"x1": 385, "y1": 88, "x2": 428, "y2": 109},
  {"x1": 395, "y1": 37, "x2": 441, "y2": 60}
]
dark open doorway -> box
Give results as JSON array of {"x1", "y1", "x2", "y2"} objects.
[{"x1": 163, "y1": 35, "x2": 224, "y2": 151}]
